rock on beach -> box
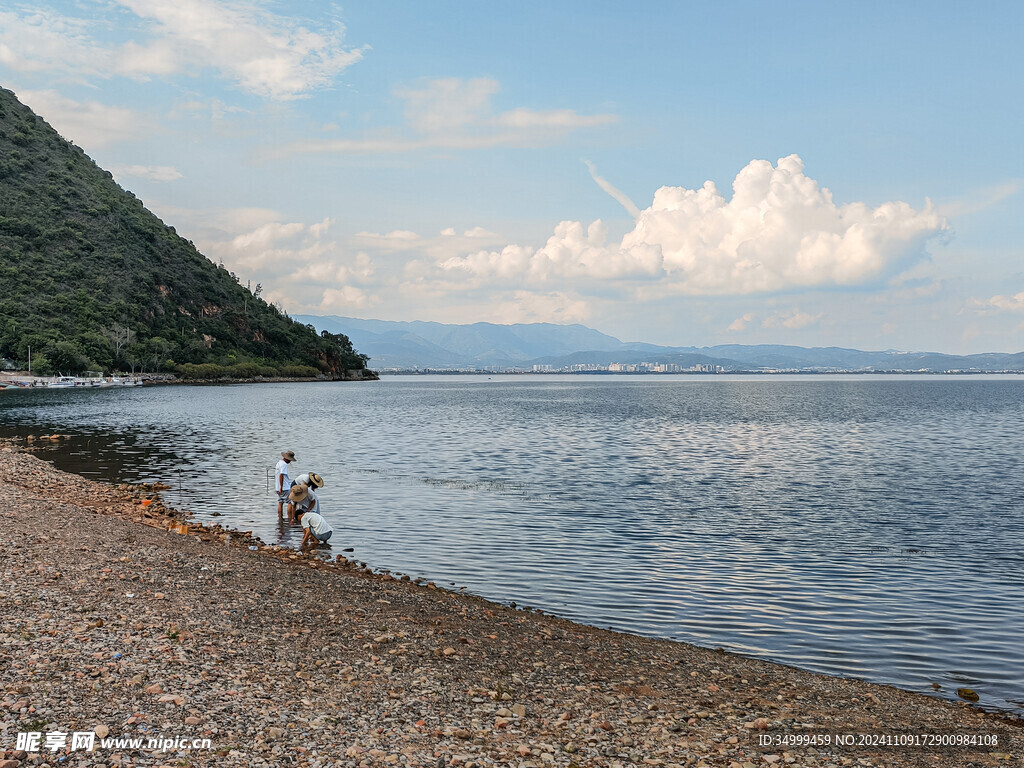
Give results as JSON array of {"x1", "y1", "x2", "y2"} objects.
[{"x1": 0, "y1": 442, "x2": 1020, "y2": 767}]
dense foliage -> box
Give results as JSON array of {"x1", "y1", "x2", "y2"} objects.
[{"x1": 0, "y1": 88, "x2": 368, "y2": 377}]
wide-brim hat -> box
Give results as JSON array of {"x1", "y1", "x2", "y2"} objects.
[
  {"x1": 308, "y1": 472, "x2": 324, "y2": 488},
  {"x1": 289, "y1": 484, "x2": 309, "y2": 502},
  {"x1": 281, "y1": 450, "x2": 296, "y2": 461}
]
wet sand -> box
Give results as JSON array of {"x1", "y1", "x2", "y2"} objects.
[{"x1": 0, "y1": 443, "x2": 1019, "y2": 768}]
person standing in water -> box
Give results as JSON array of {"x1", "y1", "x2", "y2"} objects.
[
  {"x1": 287, "y1": 472, "x2": 323, "y2": 522},
  {"x1": 275, "y1": 451, "x2": 295, "y2": 518}
]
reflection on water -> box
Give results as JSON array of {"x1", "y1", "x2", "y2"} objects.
[{"x1": 1, "y1": 375, "x2": 1023, "y2": 713}]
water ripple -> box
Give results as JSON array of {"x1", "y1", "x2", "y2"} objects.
[{"x1": 1, "y1": 375, "x2": 1022, "y2": 712}]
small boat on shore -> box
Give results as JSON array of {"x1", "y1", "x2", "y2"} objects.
[{"x1": 47, "y1": 375, "x2": 78, "y2": 388}]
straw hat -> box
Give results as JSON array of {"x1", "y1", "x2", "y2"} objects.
[
  {"x1": 289, "y1": 483, "x2": 309, "y2": 502},
  {"x1": 281, "y1": 450, "x2": 296, "y2": 461},
  {"x1": 307, "y1": 472, "x2": 324, "y2": 488}
]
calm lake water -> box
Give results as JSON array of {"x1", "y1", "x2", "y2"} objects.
[{"x1": 1, "y1": 375, "x2": 1022, "y2": 713}]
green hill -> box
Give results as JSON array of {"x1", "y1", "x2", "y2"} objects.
[{"x1": 0, "y1": 87, "x2": 370, "y2": 379}]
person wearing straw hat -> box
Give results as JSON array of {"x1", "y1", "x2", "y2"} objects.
[
  {"x1": 293, "y1": 472, "x2": 324, "y2": 491},
  {"x1": 289, "y1": 479, "x2": 321, "y2": 517},
  {"x1": 287, "y1": 472, "x2": 323, "y2": 522},
  {"x1": 290, "y1": 483, "x2": 333, "y2": 547},
  {"x1": 274, "y1": 451, "x2": 296, "y2": 518}
]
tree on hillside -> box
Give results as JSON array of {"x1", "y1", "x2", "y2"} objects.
[
  {"x1": 45, "y1": 340, "x2": 90, "y2": 374},
  {"x1": 102, "y1": 323, "x2": 135, "y2": 363},
  {"x1": 320, "y1": 330, "x2": 369, "y2": 375}
]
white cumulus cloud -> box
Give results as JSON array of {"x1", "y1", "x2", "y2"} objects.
[
  {"x1": 437, "y1": 155, "x2": 948, "y2": 296},
  {"x1": 179, "y1": 210, "x2": 380, "y2": 315},
  {"x1": 320, "y1": 285, "x2": 374, "y2": 311},
  {"x1": 196, "y1": 214, "x2": 335, "y2": 274},
  {"x1": 230, "y1": 221, "x2": 306, "y2": 251},
  {"x1": 289, "y1": 252, "x2": 374, "y2": 285},
  {"x1": 727, "y1": 313, "x2": 755, "y2": 331}
]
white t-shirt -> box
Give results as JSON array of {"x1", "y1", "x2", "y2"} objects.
[
  {"x1": 301, "y1": 511, "x2": 332, "y2": 538},
  {"x1": 296, "y1": 487, "x2": 320, "y2": 515},
  {"x1": 294, "y1": 472, "x2": 312, "y2": 487},
  {"x1": 275, "y1": 459, "x2": 291, "y2": 492}
]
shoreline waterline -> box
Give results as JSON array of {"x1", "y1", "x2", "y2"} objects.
[
  {"x1": 8, "y1": 431, "x2": 1024, "y2": 722},
  {"x1": 6, "y1": 434, "x2": 1024, "y2": 721},
  {"x1": 0, "y1": 442, "x2": 1020, "y2": 768}
]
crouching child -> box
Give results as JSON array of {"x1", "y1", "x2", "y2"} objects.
[
  {"x1": 297, "y1": 507, "x2": 334, "y2": 548},
  {"x1": 290, "y1": 483, "x2": 333, "y2": 548}
]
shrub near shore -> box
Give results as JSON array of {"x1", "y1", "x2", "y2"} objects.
[
  {"x1": 172, "y1": 362, "x2": 376, "y2": 381},
  {"x1": 174, "y1": 363, "x2": 322, "y2": 380}
]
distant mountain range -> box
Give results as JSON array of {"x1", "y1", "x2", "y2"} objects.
[{"x1": 295, "y1": 315, "x2": 1024, "y2": 373}]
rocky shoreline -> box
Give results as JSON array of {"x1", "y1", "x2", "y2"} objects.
[
  {"x1": 0, "y1": 444, "x2": 1019, "y2": 768},
  {"x1": 0, "y1": 371, "x2": 379, "y2": 388}
]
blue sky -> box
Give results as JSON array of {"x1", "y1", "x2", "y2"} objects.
[{"x1": 1, "y1": 1, "x2": 1022, "y2": 353}]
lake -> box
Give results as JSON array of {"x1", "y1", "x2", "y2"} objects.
[{"x1": 1, "y1": 374, "x2": 1022, "y2": 713}]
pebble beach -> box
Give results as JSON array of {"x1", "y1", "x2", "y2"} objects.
[{"x1": 0, "y1": 442, "x2": 1019, "y2": 768}]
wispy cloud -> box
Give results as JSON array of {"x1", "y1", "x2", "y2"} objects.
[
  {"x1": 761, "y1": 309, "x2": 824, "y2": 330},
  {"x1": 279, "y1": 77, "x2": 616, "y2": 156},
  {"x1": 355, "y1": 226, "x2": 506, "y2": 261},
  {"x1": 114, "y1": 0, "x2": 365, "y2": 99},
  {"x1": 585, "y1": 160, "x2": 641, "y2": 218},
  {"x1": 171, "y1": 97, "x2": 249, "y2": 122},
  {"x1": 14, "y1": 89, "x2": 150, "y2": 148},
  {"x1": 353, "y1": 230, "x2": 421, "y2": 250},
  {"x1": 0, "y1": 1, "x2": 364, "y2": 100},
  {"x1": 488, "y1": 290, "x2": 592, "y2": 325},
  {"x1": 397, "y1": 77, "x2": 498, "y2": 134},
  {"x1": 969, "y1": 292, "x2": 1024, "y2": 313},
  {"x1": 0, "y1": 9, "x2": 102, "y2": 78},
  {"x1": 113, "y1": 164, "x2": 183, "y2": 182},
  {"x1": 728, "y1": 309, "x2": 824, "y2": 333},
  {"x1": 936, "y1": 181, "x2": 1022, "y2": 218},
  {"x1": 883, "y1": 277, "x2": 943, "y2": 301}
]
